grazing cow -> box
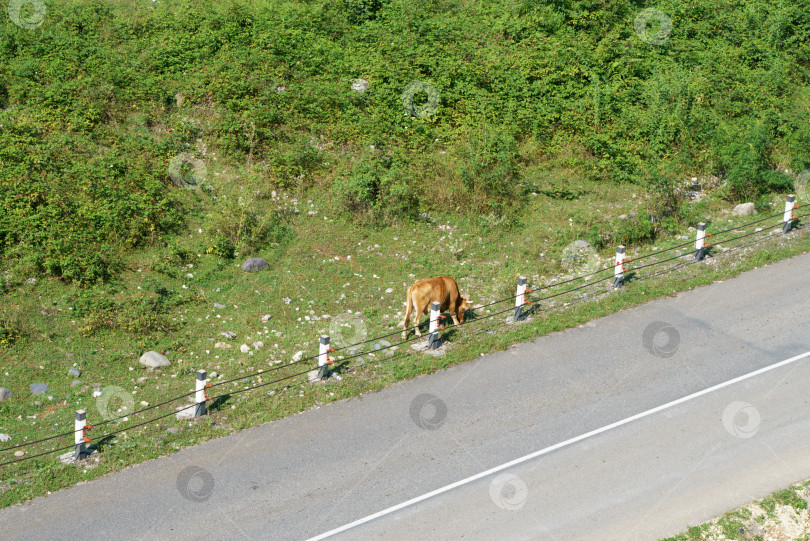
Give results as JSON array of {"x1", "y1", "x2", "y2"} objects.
[{"x1": 402, "y1": 276, "x2": 469, "y2": 339}]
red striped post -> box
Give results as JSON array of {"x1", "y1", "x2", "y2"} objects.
[
  {"x1": 317, "y1": 335, "x2": 331, "y2": 379},
  {"x1": 194, "y1": 370, "x2": 207, "y2": 417},
  {"x1": 74, "y1": 410, "x2": 87, "y2": 460},
  {"x1": 613, "y1": 245, "x2": 626, "y2": 289},
  {"x1": 514, "y1": 276, "x2": 528, "y2": 322},
  {"x1": 695, "y1": 222, "x2": 707, "y2": 261},
  {"x1": 428, "y1": 301, "x2": 442, "y2": 349},
  {"x1": 783, "y1": 194, "x2": 796, "y2": 234}
]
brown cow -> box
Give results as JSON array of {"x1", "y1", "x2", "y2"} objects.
[{"x1": 402, "y1": 276, "x2": 469, "y2": 339}]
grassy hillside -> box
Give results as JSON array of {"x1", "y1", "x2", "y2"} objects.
[
  {"x1": 0, "y1": 0, "x2": 809, "y2": 283},
  {"x1": 1, "y1": 0, "x2": 810, "y2": 508}
]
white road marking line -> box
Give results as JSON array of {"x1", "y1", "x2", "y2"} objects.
[{"x1": 307, "y1": 348, "x2": 810, "y2": 541}]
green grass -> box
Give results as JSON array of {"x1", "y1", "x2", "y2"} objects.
[
  {"x1": 2, "y1": 0, "x2": 810, "y2": 511},
  {"x1": 662, "y1": 481, "x2": 810, "y2": 540},
  {"x1": 1, "y1": 165, "x2": 809, "y2": 507}
]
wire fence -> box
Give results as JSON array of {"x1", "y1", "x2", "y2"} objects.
[{"x1": 1, "y1": 205, "x2": 806, "y2": 467}]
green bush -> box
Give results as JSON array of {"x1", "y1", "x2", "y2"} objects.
[
  {"x1": 458, "y1": 126, "x2": 521, "y2": 205},
  {"x1": 1, "y1": 0, "x2": 809, "y2": 278},
  {"x1": 332, "y1": 150, "x2": 418, "y2": 222}
]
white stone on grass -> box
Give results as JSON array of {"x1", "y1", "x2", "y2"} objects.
[
  {"x1": 732, "y1": 202, "x2": 757, "y2": 216},
  {"x1": 139, "y1": 351, "x2": 171, "y2": 368}
]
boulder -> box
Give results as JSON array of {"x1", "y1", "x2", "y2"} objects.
[
  {"x1": 29, "y1": 383, "x2": 48, "y2": 395},
  {"x1": 0, "y1": 387, "x2": 12, "y2": 402},
  {"x1": 68, "y1": 367, "x2": 81, "y2": 377},
  {"x1": 732, "y1": 202, "x2": 757, "y2": 216},
  {"x1": 139, "y1": 351, "x2": 171, "y2": 368},
  {"x1": 241, "y1": 257, "x2": 269, "y2": 272},
  {"x1": 351, "y1": 78, "x2": 369, "y2": 93}
]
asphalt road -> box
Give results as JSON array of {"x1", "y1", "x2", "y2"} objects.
[{"x1": 1, "y1": 251, "x2": 809, "y2": 541}]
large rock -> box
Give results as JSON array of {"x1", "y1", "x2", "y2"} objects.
[
  {"x1": 732, "y1": 202, "x2": 757, "y2": 216},
  {"x1": 29, "y1": 383, "x2": 48, "y2": 395},
  {"x1": 0, "y1": 387, "x2": 12, "y2": 402},
  {"x1": 351, "y1": 78, "x2": 369, "y2": 93},
  {"x1": 139, "y1": 351, "x2": 171, "y2": 368},
  {"x1": 241, "y1": 257, "x2": 269, "y2": 272}
]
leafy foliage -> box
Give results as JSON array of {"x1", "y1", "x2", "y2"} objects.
[{"x1": 1, "y1": 0, "x2": 809, "y2": 280}]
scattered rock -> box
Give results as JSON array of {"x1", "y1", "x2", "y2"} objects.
[
  {"x1": 252, "y1": 341, "x2": 264, "y2": 350},
  {"x1": 241, "y1": 257, "x2": 269, "y2": 272},
  {"x1": 0, "y1": 434, "x2": 10, "y2": 442},
  {"x1": 175, "y1": 405, "x2": 196, "y2": 420},
  {"x1": 0, "y1": 388, "x2": 12, "y2": 402},
  {"x1": 732, "y1": 202, "x2": 757, "y2": 216},
  {"x1": 282, "y1": 297, "x2": 292, "y2": 304},
  {"x1": 14, "y1": 451, "x2": 24, "y2": 457},
  {"x1": 261, "y1": 314, "x2": 272, "y2": 322},
  {"x1": 68, "y1": 367, "x2": 81, "y2": 378},
  {"x1": 210, "y1": 372, "x2": 218, "y2": 378},
  {"x1": 139, "y1": 351, "x2": 171, "y2": 368},
  {"x1": 29, "y1": 383, "x2": 48, "y2": 395},
  {"x1": 70, "y1": 380, "x2": 82, "y2": 387},
  {"x1": 167, "y1": 426, "x2": 180, "y2": 434},
  {"x1": 351, "y1": 78, "x2": 369, "y2": 93},
  {"x1": 240, "y1": 344, "x2": 251, "y2": 354},
  {"x1": 221, "y1": 331, "x2": 237, "y2": 339},
  {"x1": 34, "y1": 401, "x2": 42, "y2": 407},
  {"x1": 292, "y1": 351, "x2": 304, "y2": 362},
  {"x1": 385, "y1": 288, "x2": 393, "y2": 294},
  {"x1": 379, "y1": 340, "x2": 392, "y2": 347},
  {"x1": 92, "y1": 389, "x2": 102, "y2": 398},
  {"x1": 213, "y1": 303, "x2": 226, "y2": 309},
  {"x1": 214, "y1": 342, "x2": 231, "y2": 349},
  {"x1": 136, "y1": 377, "x2": 148, "y2": 384}
]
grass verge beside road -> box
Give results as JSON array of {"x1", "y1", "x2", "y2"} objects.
[{"x1": 1, "y1": 177, "x2": 809, "y2": 508}]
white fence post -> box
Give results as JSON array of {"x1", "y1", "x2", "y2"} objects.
[
  {"x1": 317, "y1": 335, "x2": 331, "y2": 379},
  {"x1": 783, "y1": 194, "x2": 796, "y2": 234},
  {"x1": 74, "y1": 409, "x2": 87, "y2": 460},
  {"x1": 613, "y1": 245, "x2": 626, "y2": 289},
  {"x1": 695, "y1": 222, "x2": 707, "y2": 261},
  {"x1": 428, "y1": 301, "x2": 442, "y2": 349},
  {"x1": 514, "y1": 276, "x2": 529, "y2": 322},
  {"x1": 194, "y1": 369, "x2": 207, "y2": 417}
]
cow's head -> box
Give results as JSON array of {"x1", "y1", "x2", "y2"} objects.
[{"x1": 458, "y1": 297, "x2": 470, "y2": 323}]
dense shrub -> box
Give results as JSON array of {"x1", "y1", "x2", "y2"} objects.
[
  {"x1": 1, "y1": 0, "x2": 809, "y2": 277},
  {"x1": 332, "y1": 150, "x2": 418, "y2": 222}
]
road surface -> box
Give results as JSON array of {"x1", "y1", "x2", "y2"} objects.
[{"x1": 1, "y1": 251, "x2": 809, "y2": 540}]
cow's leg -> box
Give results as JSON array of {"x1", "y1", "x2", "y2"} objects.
[
  {"x1": 414, "y1": 302, "x2": 427, "y2": 337},
  {"x1": 402, "y1": 287, "x2": 413, "y2": 339}
]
